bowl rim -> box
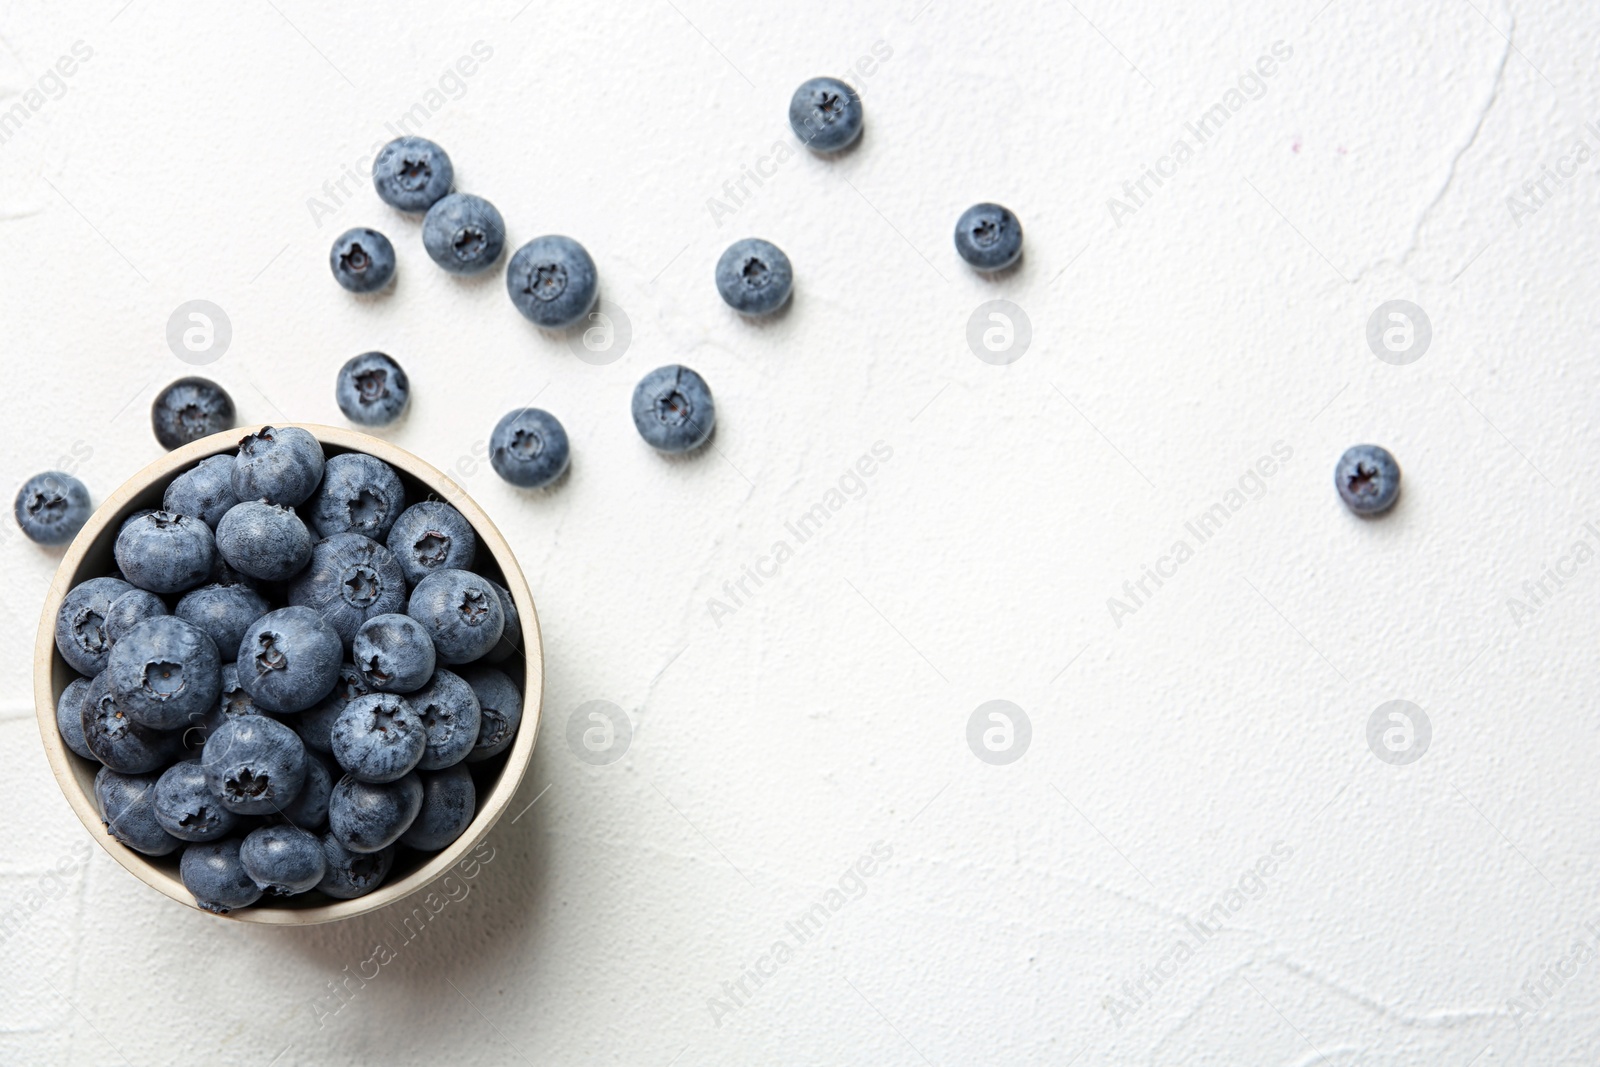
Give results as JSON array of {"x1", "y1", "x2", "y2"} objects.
[{"x1": 33, "y1": 423, "x2": 544, "y2": 925}]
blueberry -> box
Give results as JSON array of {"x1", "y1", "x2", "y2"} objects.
[
  {"x1": 162, "y1": 455, "x2": 239, "y2": 528},
  {"x1": 631, "y1": 364, "x2": 716, "y2": 453},
  {"x1": 56, "y1": 677, "x2": 97, "y2": 762},
  {"x1": 279, "y1": 750, "x2": 334, "y2": 830},
  {"x1": 55, "y1": 576, "x2": 132, "y2": 675},
  {"x1": 213, "y1": 501, "x2": 312, "y2": 584},
  {"x1": 336, "y1": 352, "x2": 410, "y2": 427},
  {"x1": 305, "y1": 453, "x2": 406, "y2": 541},
  {"x1": 293, "y1": 664, "x2": 369, "y2": 754},
  {"x1": 189, "y1": 662, "x2": 264, "y2": 749},
  {"x1": 114, "y1": 511, "x2": 215, "y2": 594},
  {"x1": 423, "y1": 193, "x2": 505, "y2": 274},
  {"x1": 788, "y1": 76, "x2": 863, "y2": 152},
  {"x1": 14, "y1": 471, "x2": 91, "y2": 546},
  {"x1": 954, "y1": 203, "x2": 1023, "y2": 271},
  {"x1": 287, "y1": 533, "x2": 408, "y2": 646},
  {"x1": 372, "y1": 136, "x2": 453, "y2": 212},
  {"x1": 407, "y1": 569, "x2": 504, "y2": 665},
  {"x1": 506, "y1": 235, "x2": 597, "y2": 329},
  {"x1": 353, "y1": 614, "x2": 436, "y2": 694},
  {"x1": 240, "y1": 824, "x2": 326, "y2": 896},
  {"x1": 328, "y1": 772, "x2": 423, "y2": 853},
  {"x1": 152, "y1": 377, "x2": 235, "y2": 452},
  {"x1": 180, "y1": 838, "x2": 263, "y2": 913},
  {"x1": 1336, "y1": 445, "x2": 1401, "y2": 515},
  {"x1": 330, "y1": 227, "x2": 396, "y2": 294},
  {"x1": 488, "y1": 408, "x2": 569, "y2": 488},
  {"x1": 482, "y1": 580, "x2": 522, "y2": 665},
  {"x1": 174, "y1": 581, "x2": 271, "y2": 658},
  {"x1": 316, "y1": 834, "x2": 395, "y2": 899},
  {"x1": 332, "y1": 693, "x2": 426, "y2": 783},
  {"x1": 460, "y1": 665, "x2": 522, "y2": 762},
  {"x1": 202, "y1": 715, "x2": 307, "y2": 815},
  {"x1": 386, "y1": 501, "x2": 476, "y2": 586},
  {"x1": 107, "y1": 616, "x2": 221, "y2": 731},
  {"x1": 95, "y1": 767, "x2": 182, "y2": 856},
  {"x1": 715, "y1": 238, "x2": 793, "y2": 316},
  {"x1": 79, "y1": 671, "x2": 181, "y2": 773},
  {"x1": 236, "y1": 606, "x2": 344, "y2": 714},
  {"x1": 153, "y1": 759, "x2": 240, "y2": 842},
  {"x1": 399, "y1": 764, "x2": 476, "y2": 851},
  {"x1": 411, "y1": 668, "x2": 482, "y2": 771},
  {"x1": 104, "y1": 589, "x2": 169, "y2": 649},
  {"x1": 233, "y1": 426, "x2": 325, "y2": 507}
]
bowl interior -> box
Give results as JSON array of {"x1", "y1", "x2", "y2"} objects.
[{"x1": 36, "y1": 425, "x2": 542, "y2": 924}]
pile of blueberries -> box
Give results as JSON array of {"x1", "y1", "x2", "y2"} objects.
[{"x1": 51, "y1": 425, "x2": 524, "y2": 912}]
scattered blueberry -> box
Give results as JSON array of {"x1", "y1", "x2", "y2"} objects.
[
  {"x1": 107, "y1": 616, "x2": 221, "y2": 731},
  {"x1": 235, "y1": 606, "x2": 344, "y2": 714},
  {"x1": 180, "y1": 838, "x2": 263, "y2": 913},
  {"x1": 332, "y1": 693, "x2": 426, "y2": 783},
  {"x1": 488, "y1": 408, "x2": 569, "y2": 489},
  {"x1": 423, "y1": 193, "x2": 505, "y2": 274},
  {"x1": 316, "y1": 835, "x2": 395, "y2": 899},
  {"x1": 114, "y1": 511, "x2": 215, "y2": 594},
  {"x1": 336, "y1": 352, "x2": 410, "y2": 427},
  {"x1": 240, "y1": 824, "x2": 327, "y2": 895},
  {"x1": 386, "y1": 501, "x2": 476, "y2": 586},
  {"x1": 372, "y1": 136, "x2": 453, "y2": 212},
  {"x1": 460, "y1": 665, "x2": 522, "y2": 762},
  {"x1": 174, "y1": 581, "x2": 272, "y2": 659},
  {"x1": 330, "y1": 227, "x2": 397, "y2": 294},
  {"x1": 482, "y1": 580, "x2": 521, "y2": 665},
  {"x1": 14, "y1": 471, "x2": 91, "y2": 545},
  {"x1": 215, "y1": 501, "x2": 313, "y2": 582},
  {"x1": 506, "y1": 235, "x2": 597, "y2": 329},
  {"x1": 1336, "y1": 444, "x2": 1401, "y2": 515},
  {"x1": 56, "y1": 677, "x2": 97, "y2": 762},
  {"x1": 287, "y1": 533, "x2": 408, "y2": 645},
  {"x1": 411, "y1": 668, "x2": 482, "y2": 771},
  {"x1": 162, "y1": 455, "x2": 238, "y2": 528},
  {"x1": 232, "y1": 426, "x2": 325, "y2": 507},
  {"x1": 79, "y1": 671, "x2": 181, "y2": 773},
  {"x1": 152, "y1": 377, "x2": 235, "y2": 452},
  {"x1": 105, "y1": 589, "x2": 169, "y2": 647},
  {"x1": 328, "y1": 772, "x2": 423, "y2": 853},
  {"x1": 153, "y1": 759, "x2": 239, "y2": 842},
  {"x1": 353, "y1": 614, "x2": 436, "y2": 694},
  {"x1": 407, "y1": 569, "x2": 505, "y2": 665},
  {"x1": 631, "y1": 364, "x2": 716, "y2": 453},
  {"x1": 305, "y1": 452, "x2": 406, "y2": 541},
  {"x1": 715, "y1": 238, "x2": 793, "y2": 316},
  {"x1": 201, "y1": 715, "x2": 307, "y2": 815},
  {"x1": 292, "y1": 664, "x2": 369, "y2": 755},
  {"x1": 954, "y1": 203, "x2": 1023, "y2": 271},
  {"x1": 789, "y1": 76, "x2": 863, "y2": 152},
  {"x1": 55, "y1": 576, "x2": 132, "y2": 675},
  {"x1": 279, "y1": 750, "x2": 334, "y2": 830},
  {"x1": 95, "y1": 767, "x2": 181, "y2": 856},
  {"x1": 399, "y1": 764, "x2": 476, "y2": 851}
]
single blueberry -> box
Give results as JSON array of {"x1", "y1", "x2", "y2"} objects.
[
  {"x1": 407, "y1": 569, "x2": 505, "y2": 665},
  {"x1": 353, "y1": 613, "x2": 436, "y2": 694},
  {"x1": 236, "y1": 606, "x2": 344, "y2": 714},
  {"x1": 173, "y1": 582, "x2": 271, "y2": 661},
  {"x1": 232, "y1": 426, "x2": 326, "y2": 507},
  {"x1": 316, "y1": 834, "x2": 395, "y2": 899},
  {"x1": 372, "y1": 136, "x2": 453, "y2": 212},
  {"x1": 631, "y1": 364, "x2": 716, "y2": 453},
  {"x1": 715, "y1": 238, "x2": 793, "y2": 316},
  {"x1": 423, "y1": 193, "x2": 506, "y2": 274},
  {"x1": 105, "y1": 588, "x2": 169, "y2": 647},
  {"x1": 79, "y1": 671, "x2": 182, "y2": 773},
  {"x1": 114, "y1": 510, "x2": 215, "y2": 594},
  {"x1": 180, "y1": 838, "x2": 263, "y2": 913},
  {"x1": 163, "y1": 455, "x2": 239, "y2": 528},
  {"x1": 202, "y1": 715, "x2": 308, "y2": 815},
  {"x1": 506, "y1": 235, "x2": 598, "y2": 329},
  {"x1": 328, "y1": 772, "x2": 423, "y2": 853},
  {"x1": 386, "y1": 501, "x2": 476, "y2": 587},
  {"x1": 287, "y1": 533, "x2": 408, "y2": 646},
  {"x1": 482, "y1": 580, "x2": 521, "y2": 665},
  {"x1": 332, "y1": 692, "x2": 426, "y2": 783},
  {"x1": 55, "y1": 576, "x2": 133, "y2": 675},
  {"x1": 240, "y1": 824, "x2": 327, "y2": 896},
  {"x1": 153, "y1": 759, "x2": 240, "y2": 842},
  {"x1": 460, "y1": 665, "x2": 522, "y2": 762},
  {"x1": 152, "y1": 377, "x2": 235, "y2": 452},
  {"x1": 95, "y1": 767, "x2": 182, "y2": 856},
  {"x1": 788, "y1": 76, "x2": 863, "y2": 152},
  {"x1": 292, "y1": 664, "x2": 369, "y2": 755},
  {"x1": 214, "y1": 501, "x2": 313, "y2": 583},
  {"x1": 305, "y1": 452, "x2": 406, "y2": 541},
  {"x1": 1336, "y1": 445, "x2": 1401, "y2": 515},
  {"x1": 188, "y1": 661, "x2": 264, "y2": 750},
  {"x1": 279, "y1": 750, "x2": 334, "y2": 830},
  {"x1": 14, "y1": 471, "x2": 91, "y2": 545},
  {"x1": 107, "y1": 616, "x2": 221, "y2": 731},
  {"x1": 56, "y1": 677, "x2": 97, "y2": 762},
  {"x1": 488, "y1": 408, "x2": 569, "y2": 489},
  {"x1": 336, "y1": 352, "x2": 410, "y2": 427},
  {"x1": 411, "y1": 668, "x2": 482, "y2": 771},
  {"x1": 954, "y1": 203, "x2": 1023, "y2": 271},
  {"x1": 399, "y1": 764, "x2": 476, "y2": 851},
  {"x1": 330, "y1": 228, "x2": 397, "y2": 294}
]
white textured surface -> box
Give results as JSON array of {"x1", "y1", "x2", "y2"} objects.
[{"x1": 2, "y1": 0, "x2": 1599, "y2": 1062}]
